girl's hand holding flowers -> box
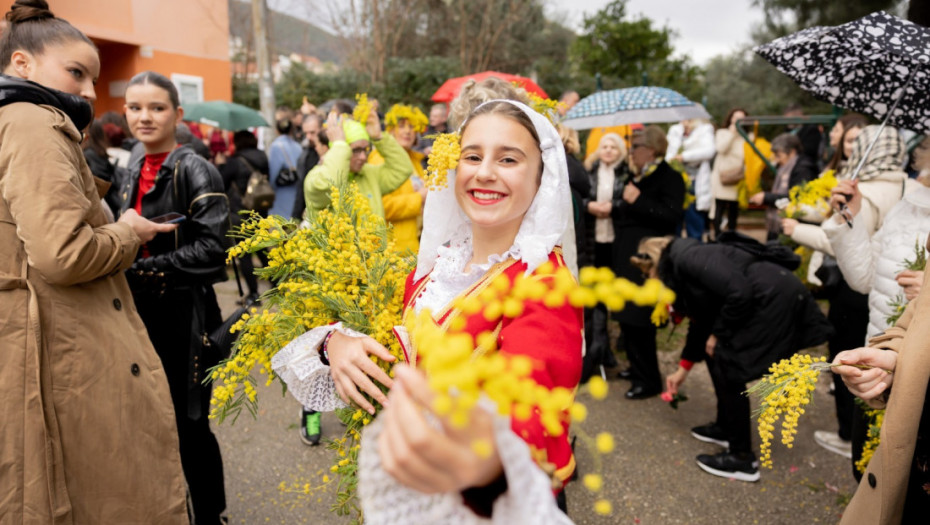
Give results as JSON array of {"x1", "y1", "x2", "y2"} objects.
[
  {"x1": 895, "y1": 269, "x2": 923, "y2": 301},
  {"x1": 832, "y1": 347, "x2": 897, "y2": 407},
  {"x1": 377, "y1": 365, "x2": 503, "y2": 494},
  {"x1": 328, "y1": 332, "x2": 395, "y2": 415},
  {"x1": 781, "y1": 218, "x2": 798, "y2": 236}
]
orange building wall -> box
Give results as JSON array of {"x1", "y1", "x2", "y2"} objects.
[{"x1": 0, "y1": 0, "x2": 232, "y2": 114}]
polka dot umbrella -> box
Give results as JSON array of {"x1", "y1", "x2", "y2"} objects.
[
  {"x1": 755, "y1": 11, "x2": 930, "y2": 181},
  {"x1": 756, "y1": 11, "x2": 930, "y2": 134},
  {"x1": 561, "y1": 86, "x2": 710, "y2": 130}
]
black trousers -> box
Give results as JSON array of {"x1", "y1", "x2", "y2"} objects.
[
  {"x1": 135, "y1": 289, "x2": 227, "y2": 524},
  {"x1": 826, "y1": 281, "x2": 869, "y2": 441},
  {"x1": 582, "y1": 243, "x2": 616, "y2": 381},
  {"x1": 711, "y1": 199, "x2": 739, "y2": 239},
  {"x1": 707, "y1": 357, "x2": 752, "y2": 454},
  {"x1": 620, "y1": 322, "x2": 660, "y2": 393}
]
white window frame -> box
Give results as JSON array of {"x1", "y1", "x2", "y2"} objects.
[{"x1": 171, "y1": 73, "x2": 204, "y2": 106}]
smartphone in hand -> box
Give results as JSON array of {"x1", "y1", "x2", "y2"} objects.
[{"x1": 150, "y1": 212, "x2": 186, "y2": 224}]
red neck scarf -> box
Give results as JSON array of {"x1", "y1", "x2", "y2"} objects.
[{"x1": 133, "y1": 150, "x2": 171, "y2": 215}]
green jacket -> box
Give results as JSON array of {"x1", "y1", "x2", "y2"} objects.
[{"x1": 303, "y1": 133, "x2": 413, "y2": 219}]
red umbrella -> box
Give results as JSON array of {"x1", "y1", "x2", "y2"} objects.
[{"x1": 431, "y1": 71, "x2": 548, "y2": 103}]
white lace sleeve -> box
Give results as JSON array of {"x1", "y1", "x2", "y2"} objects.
[
  {"x1": 358, "y1": 404, "x2": 573, "y2": 525},
  {"x1": 270, "y1": 323, "x2": 366, "y2": 412}
]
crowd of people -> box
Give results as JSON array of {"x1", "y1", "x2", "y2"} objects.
[{"x1": 4, "y1": 0, "x2": 930, "y2": 523}]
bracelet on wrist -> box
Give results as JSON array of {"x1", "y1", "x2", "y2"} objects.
[{"x1": 319, "y1": 330, "x2": 334, "y2": 366}]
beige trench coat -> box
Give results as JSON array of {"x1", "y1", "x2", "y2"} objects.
[
  {"x1": 710, "y1": 127, "x2": 742, "y2": 203},
  {"x1": 0, "y1": 103, "x2": 188, "y2": 524},
  {"x1": 841, "y1": 268, "x2": 930, "y2": 524}
]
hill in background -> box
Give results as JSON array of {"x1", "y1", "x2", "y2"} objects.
[{"x1": 228, "y1": 0, "x2": 346, "y2": 64}]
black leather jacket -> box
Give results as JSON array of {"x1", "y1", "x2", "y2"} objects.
[{"x1": 117, "y1": 145, "x2": 230, "y2": 286}]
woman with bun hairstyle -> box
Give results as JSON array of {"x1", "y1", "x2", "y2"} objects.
[
  {"x1": 115, "y1": 70, "x2": 231, "y2": 525},
  {"x1": 0, "y1": 1, "x2": 188, "y2": 523}
]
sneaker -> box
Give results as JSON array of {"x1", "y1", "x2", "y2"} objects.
[
  {"x1": 690, "y1": 422, "x2": 729, "y2": 448},
  {"x1": 814, "y1": 430, "x2": 852, "y2": 459},
  {"x1": 696, "y1": 451, "x2": 760, "y2": 482},
  {"x1": 300, "y1": 408, "x2": 321, "y2": 446}
]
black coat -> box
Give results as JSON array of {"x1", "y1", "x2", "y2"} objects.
[
  {"x1": 117, "y1": 145, "x2": 230, "y2": 285},
  {"x1": 83, "y1": 147, "x2": 124, "y2": 215},
  {"x1": 580, "y1": 160, "x2": 630, "y2": 263},
  {"x1": 566, "y1": 153, "x2": 591, "y2": 266},
  {"x1": 291, "y1": 146, "x2": 321, "y2": 219},
  {"x1": 219, "y1": 147, "x2": 269, "y2": 223},
  {"x1": 659, "y1": 238, "x2": 833, "y2": 383},
  {"x1": 612, "y1": 160, "x2": 685, "y2": 326},
  {"x1": 117, "y1": 145, "x2": 231, "y2": 419}
]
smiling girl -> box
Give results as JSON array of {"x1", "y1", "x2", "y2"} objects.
[
  {"x1": 116, "y1": 71, "x2": 231, "y2": 524},
  {"x1": 0, "y1": 1, "x2": 188, "y2": 522},
  {"x1": 273, "y1": 82, "x2": 582, "y2": 521}
]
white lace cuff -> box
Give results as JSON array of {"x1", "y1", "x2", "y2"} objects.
[
  {"x1": 271, "y1": 323, "x2": 366, "y2": 411},
  {"x1": 358, "y1": 403, "x2": 572, "y2": 524}
]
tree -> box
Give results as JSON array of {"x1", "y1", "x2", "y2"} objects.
[
  {"x1": 702, "y1": 0, "x2": 905, "y2": 125},
  {"x1": 326, "y1": 0, "x2": 565, "y2": 79},
  {"x1": 754, "y1": 0, "x2": 907, "y2": 36},
  {"x1": 703, "y1": 48, "x2": 830, "y2": 124},
  {"x1": 569, "y1": 0, "x2": 703, "y2": 99},
  {"x1": 252, "y1": 0, "x2": 276, "y2": 148},
  {"x1": 326, "y1": 0, "x2": 426, "y2": 83}
]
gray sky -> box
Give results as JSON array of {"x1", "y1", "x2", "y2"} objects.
[
  {"x1": 548, "y1": 0, "x2": 765, "y2": 64},
  {"x1": 269, "y1": 0, "x2": 765, "y2": 66}
]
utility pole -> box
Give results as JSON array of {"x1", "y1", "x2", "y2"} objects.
[{"x1": 251, "y1": 0, "x2": 276, "y2": 150}]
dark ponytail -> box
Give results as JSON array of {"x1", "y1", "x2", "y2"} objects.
[
  {"x1": 0, "y1": 0, "x2": 95, "y2": 69},
  {"x1": 128, "y1": 71, "x2": 181, "y2": 109}
]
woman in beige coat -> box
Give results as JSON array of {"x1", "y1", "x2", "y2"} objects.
[
  {"x1": 833, "y1": 266, "x2": 930, "y2": 523},
  {"x1": 0, "y1": 1, "x2": 188, "y2": 523},
  {"x1": 709, "y1": 108, "x2": 745, "y2": 239}
]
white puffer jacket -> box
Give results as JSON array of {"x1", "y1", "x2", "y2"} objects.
[
  {"x1": 668, "y1": 122, "x2": 715, "y2": 212},
  {"x1": 825, "y1": 183, "x2": 930, "y2": 339},
  {"x1": 789, "y1": 171, "x2": 914, "y2": 256}
]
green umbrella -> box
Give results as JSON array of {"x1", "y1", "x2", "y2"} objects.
[{"x1": 183, "y1": 100, "x2": 269, "y2": 131}]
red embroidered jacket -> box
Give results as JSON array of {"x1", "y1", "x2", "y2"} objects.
[{"x1": 403, "y1": 250, "x2": 583, "y2": 489}]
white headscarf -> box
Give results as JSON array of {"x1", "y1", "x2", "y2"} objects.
[{"x1": 415, "y1": 99, "x2": 577, "y2": 281}]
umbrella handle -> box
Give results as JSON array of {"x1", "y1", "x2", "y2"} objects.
[
  {"x1": 840, "y1": 69, "x2": 917, "y2": 228},
  {"x1": 847, "y1": 69, "x2": 917, "y2": 183}
]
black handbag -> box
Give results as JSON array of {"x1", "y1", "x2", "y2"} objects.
[
  {"x1": 274, "y1": 143, "x2": 300, "y2": 187},
  {"x1": 204, "y1": 256, "x2": 253, "y2": 363}
]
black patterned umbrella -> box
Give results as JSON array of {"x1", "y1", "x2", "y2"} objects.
[{"x1": 755, "y1": 11, "x2": 930, "y2": 133}]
